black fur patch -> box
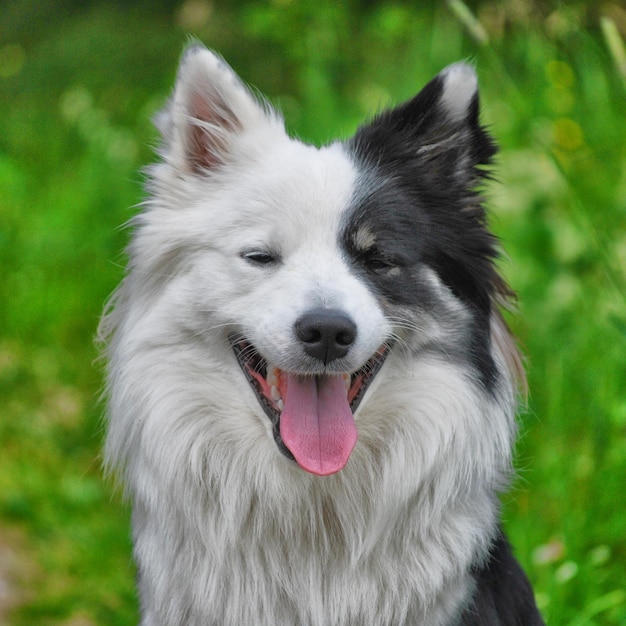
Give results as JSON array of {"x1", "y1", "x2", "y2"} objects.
[
  {"x1": 341, "y1": 183, "x2": 433, "y2": 307},
  {"x1": 459, "y1": 530, "x2": 545, "y2": 625},
  {"x1": 342, "y1": 70, "x2": 505, "y2": 388}
]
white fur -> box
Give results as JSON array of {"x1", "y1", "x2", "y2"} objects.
[
  {"x1": 439, "y1": 62, "x2": 478, "y2": 123},
  {"x1": 100, "y1": 48, "x2": 519, "y2": 625}
]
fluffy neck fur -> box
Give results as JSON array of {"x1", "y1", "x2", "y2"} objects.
[{"x1": 102, "y1": 320, "x2": 516, "y2": 625}]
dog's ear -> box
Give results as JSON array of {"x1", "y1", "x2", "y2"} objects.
[
  {"x1": 156, "y1": 44, "x2": 279, "y2": 174},
  {"x1": 350, "y1": 63, "x2": 496, "y2": 184}
]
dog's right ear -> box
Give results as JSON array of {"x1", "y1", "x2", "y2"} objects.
[{"x1": 156, "y1": 45, "x2": 279, "y2": 174}]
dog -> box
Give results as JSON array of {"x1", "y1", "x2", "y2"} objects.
[{"x1": 99, "y1": 43, "x2": 545, "y2": 625}]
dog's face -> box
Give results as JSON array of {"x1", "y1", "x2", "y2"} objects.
[{"x1": 129, "y1": 46, "x2": 514, "y2": 477}]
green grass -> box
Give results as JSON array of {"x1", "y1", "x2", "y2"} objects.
[{"x1": 1, "y1": 2, "x2": 625, "y2": 624}]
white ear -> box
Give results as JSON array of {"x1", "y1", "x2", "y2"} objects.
[
  {"x1": 157, "y1": 45, "x2": 278, "y2": 173},
  {"x1": 438, "y1": 62, "x2": 478, "y2": 123}
]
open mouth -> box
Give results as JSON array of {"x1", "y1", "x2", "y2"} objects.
[{"x1": 230, "y1": 334, "x2": 390, "y2": 476}]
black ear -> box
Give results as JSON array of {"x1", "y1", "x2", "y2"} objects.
[
  {"x1": 350, "y1": 63, "x2": 496, "y2": 187},
  {"x1": 155, "y1": 45, "x2": 280, "y2": 174}
]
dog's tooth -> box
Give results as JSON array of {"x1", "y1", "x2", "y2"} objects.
[
  {"x1": 343, "y1": 373, "x2": 350, "y2": 392},
  {"x1": 270, "y1": 385, "x2": 281, "y2": 401},
  {"x1": 267, "y1": 367, "x2": 279, "y2": 387},
  {"x1": 276, "y1": 398, "x2": 284, "y2": 411}
]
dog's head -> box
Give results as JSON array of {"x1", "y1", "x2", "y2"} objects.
[{"x1": 112, "y1": 45, "x2": 522, "y2": 478}]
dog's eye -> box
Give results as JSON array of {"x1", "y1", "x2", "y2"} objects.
[
  {"x1": 363, "y1": 253, "x2": 399, "y2": 274},
  {"x1": 241, "y1": 249, "x2": 280, "y2": 267},
  {"x1": 366, "y1": 258, "x2": 392, "y2": 271}
]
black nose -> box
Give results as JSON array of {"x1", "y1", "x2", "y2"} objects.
[{"x1": 295, "y1": 309, "x2": 357, "y2": 364}]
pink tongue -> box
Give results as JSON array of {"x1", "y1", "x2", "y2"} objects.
[{"x1": 279, "y1": 374, "x2": 357, "y2": 476}]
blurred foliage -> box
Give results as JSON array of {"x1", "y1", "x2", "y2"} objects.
[{"x1": 0, "y1": 1, "x2": 625, "y2": 624}]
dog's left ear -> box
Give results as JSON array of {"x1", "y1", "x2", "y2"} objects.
[
  {"x1": 156, "y1": 44, "x2": 280, "y2": 174},
  {"x1": 350, "y1": 63, "x2": 496, "y2": 184}
]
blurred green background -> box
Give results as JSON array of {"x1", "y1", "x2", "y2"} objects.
[{"x1": 1, "y1": 0, "x2": 625, "y2": 624}]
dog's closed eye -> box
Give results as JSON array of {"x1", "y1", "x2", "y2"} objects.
[
  {"x1": 362, "y1": 253, "x2": 401, "y2": 274},
  {"x1": 241, "y1": 249, "x2": 282, "y2": 267}
]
